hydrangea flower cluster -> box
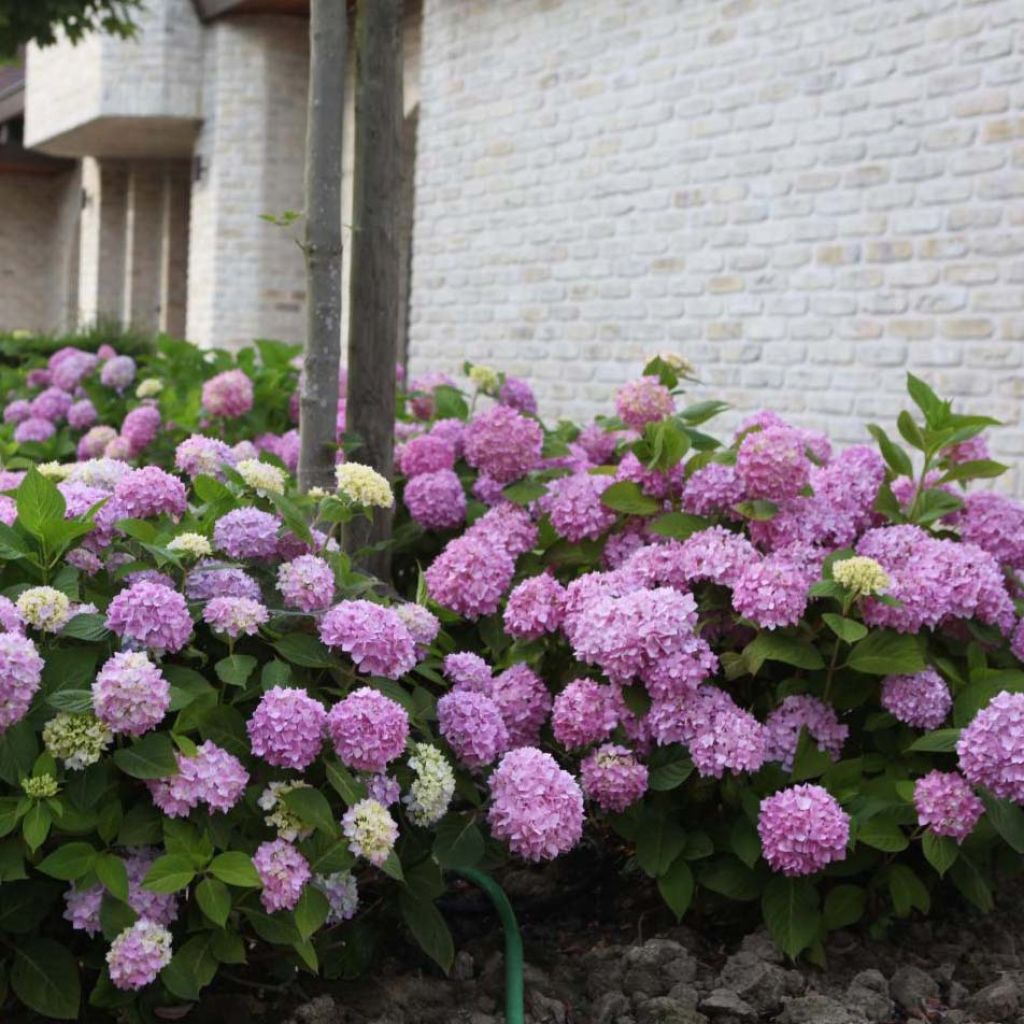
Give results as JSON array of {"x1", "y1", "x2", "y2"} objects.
[
  {"x1": 92, "y1": 652, "x2": 170, "y2": 736},
  {"x1": 148, "y1": 741, "x2": 248, "y2": 817},
  {"x1": 277, "y1": 554, "x2": 335, "y2": 612},
  {"x1": 764, "y1": 695, "x2": 849, "y2": 771},
  {"x1": 914, "y1": 770, "x2": 984, "y2": 843},
  {"x1": 43, "y1": 712, "x2": 113, "y2": 769},
  {"x1": 202, "y1": 369, "x2": 254, "y2": 418},
  {"x1": 336, "y1": 462, "x2": 394, "y2": 508},
  {"x1": 342, "y1": 798, "x2": 399, "y2": 866},
  {"x1": 487, "y1": 748, "x2": 585, "y2": 862},
  {"x1": 319, "y1": 601, "x2": 417, "y2": 679},
  {"x1": 957, "y1": 691, "x2": 1024, "y2": 802},
  {"x1": 463, "y1": 405, "x2": 543, "y2": 483},
  {"x1": 580, "y1": 744, "x2": 648, "y2": 813},
  {"x1": 106, "y1": 580, "x2": 193, "y2": 653},
  {"x1": 203, "y1": 596, "x2": 269, "y2": 638},
  {"x1": 0, "y1": 631, "x2": 44, "y2": 731},
  {"x1": 248, "y1": 687, "x2": 326, "y2": 770},
  {"x1": 253, "y1": 839, "x2": 311, "y2": 912},
  {"x1": 259, "y1": 780, "x2": 315, "y2": 841},
  {"x1": 214, "y1": 507, "x2": 282, "y2": 560},
  {"x1": 107, "y1": 920, "x2": 173, "y2": 991},
  {"x1": 758, "y1": 785, "x2": 851, "y2": 876},
  {"x1": 327, "y1": 688, "x2": 410, "y2": 773},
  {"x1": 437, "y1": 689, "x2": 509, "y2": 768},
  {"x1": 881, "y1": 669, "x2": 952, "y2": 730},
  {"x1": 615, "y1": 376, "x2": 674, "y2": 430},
  {"x1": 503, "y1": 573, "x2": 566, "y2": 641},
  {"x1": 404, "y1": 743, "x2": 456, "y2": 826},
  {"x1": 315, "y1": 871, "x2": 360, "y2": 924},
  {"x1": 16, "y1": 586, "x2": 71, "y2": 633}
]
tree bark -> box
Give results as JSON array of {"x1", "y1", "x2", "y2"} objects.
[
  {"x1": 297, "y1": 0, "x2": 346, "y2": 494},
  {"x1": 345, "y1": 0, "x2": 403, "y2": 574}
]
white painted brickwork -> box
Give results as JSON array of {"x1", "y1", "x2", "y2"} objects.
[{"x1": 408, "y1": 0, "x2": 1024, "y2": 490}]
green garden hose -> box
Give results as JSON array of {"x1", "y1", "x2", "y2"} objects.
[{"x1": 452, "y1": 868, "x2": 525, "y2": 1024}]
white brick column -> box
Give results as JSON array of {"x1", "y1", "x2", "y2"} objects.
[
  {"x1": 186, "y1": 16, "x2": 309, "y2": 350},
  {"x1": 123, "y1": 162, "x2": 165, "y2": 332},
  {"x1": 78, "y1": 157, "x2": 127, "y2": 326},
  {"x1": 159, "y1": 161, "x2": 191, "y2": 338}
]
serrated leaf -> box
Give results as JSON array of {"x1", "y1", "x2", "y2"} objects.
[
  {"x1": 647, "y1": 759, "x2": 694, "y2": 792},
  {"x1": 922, "y1": 832, "x2": 958, "y2": 877},
  {"x1": 142, "y1": 855, "x2": 196, "y2": 893},
  {"x1": 657, "y1": 856, "x2": 694, "y2": 921},
  {"x1": 822, "y1": 614, "x2": 867, "y2": 644},
  {"x1": 980, "y1": 791, "x2": 1024, "y2": 853},
  {"x1": 36, "y1": 842, "x2": 97, "y2": 881},
  {"x1": 745, "y1": 633, "x2": 825, "y2": 674},
  {"x1": 294, "y1": 885, "x2": 330, "y2": 940},
  {"x1": 195, "y1": 878, "x2": 231, "y2": 928},
  {"x1": 161, "y1": 933, "x2": 218, "y2": 1001},
  {"x1": 113, "y1": 732, "x2": 178, "y2": 779},
  {"x1": 857, "y1": 818, "x2": 908, "y2": 853},
  {"x1": 209, "y1": 851, "x2": 261, "y2": 888},
  {"x1": 823, "y1": 884, "x2": 864, "y2": 930},
  {"x1": 696, "y1": 857, "x2": 759, "y2": 901},
  {"x1": 11, "y1": 938, "x2": 80, "y2": 1020},
  {"x1": 635, "y1": 815, "x2": 687, "y2": 878},
  {"x1": 432, "y1": 815, "x2": 485, "y2": 869},
  {"x1": 215, "y1": 654, "x2": 257, "y2": 687},
  {"x1": 599, "y1": 481, "x2": 662, "y2": 516},
  {"x1": 399, "y1": 892, "x2": 454, "y2": 973},
  {"x1": 950, "y1": 854, "x2": 992, "y2": 912},
  {"x1": 273, "y1": 633, "x2": 336, "y2": 668},
  {"x1": 907, "y1": 728, "x2": 961, "y2": 753},
  {"x1": 648, "y1": 511, "x2": 711, "y2": 540},
  {"x1": 846, "y1": 630, "x2": 925, "y2": 676},
  {"x1": 887, "y1": 863, "x2": 930, "y2": 918},
  {"x1": 282, "y1": 787, "x2": 339, "y2": 837},
  {"x1": 762, "y1": 877, "x2": 820, "y2": 959},
  {"x1": 58, "y1": 614, "x2": 110, "y2": 642},
  {"x1": 95, "y1": 853, "x2": 130, "y2": 902}
]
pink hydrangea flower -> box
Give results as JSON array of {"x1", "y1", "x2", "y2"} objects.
[
  {"x1": 437, "y1": 689, "x2": 508, "y2": 769},
  {"x1": 914, "y1": 770, "x2": 983, "y2": 843},
  {"x1": 100, "y1": 355, "x2": 137, "y2": 392},
  {"x1": 404, "y1": 469, "x2": 467, "y2": 530},
  {"x1": 203, "y1": 596, "x2": 269, "y2": 638},
  {"x1": 429, "y1": 417, "x2": 466, "y2": 457},
  {"x1": 113, "y1": 466, "x2": 187, "y2": 521},
  {"x1": 681, "y1": 462, "x2": 744, "y2": 518},
  {"x1": 443, "y1": 652, "x2": 492, "y2": 693},
  {"x1": 576, "y1": 423, "x2": 618, "y2": 465},
  {"x1": 736, "y1": 425, "x2": 811, "y2": 501},
  {"x1": 758, "y1": 784, "x2": 850, "y2": 876},
  {"x1": 14, "y1": 417, "x2": 55, "y2": 444},
  {"x1": 580, "y1": 744, "x2": 648, "y2": 813},
  {"x1": 107, "y1": 919, "x2": 172, "y2": 991},
  {"x1": 499, "y1": 376, "x2": 538, "y2": 414},
  {"x1": 326, "y1": 687, "x2": 410, "y2": 773},
  {"x1": 956, "y1": 491, "x2": 1024, "y2": 570},
  {"x1": 92, "y1": 652, "x2": 170, "y2": 736},
  {"x1": 30, "y1": 386, "x2": 73, "y2": 422},
  {"x1": 148, "y1": 741, "x2": 248, "y2": 816},
  {"x1": 67, "y1": 399, "x2": 98, "y2": 430},
  {"x1": 467, "y1": 502, "x2": 538, "y2": 557},
  {"x1": 121, "y1": 405, "x2": 161, "y2": 455},
  {"x1": 425, "y1": 534, "x2": 516, "y2": 618},
  {"x1": 393, "y1": 603, "x2": 440, "y2": 652},
  {"x1": 472, "y1": 474, "x2": 506, "y2": 506},
  {"x1": 105, "y1": 580, "x2": 192, "y2": 653},
  {"x1": 3, "y1": 399, "x2": 31, "y2": 424},
  {"x1": 175, "y1": 434, "x2": 236, "y2": 478},
  {"x1": 248, "y1": 686, "x2": 326, "y2": 770},
  {"x1": 277, "y1": 554, "x2": 335, "y2": 613},
  {"x1": 551, "y1": 679, "x2": 618, "y2": 749},
  {"x1": 881, "y1": 669, "x2": 952, "y2": 730},
  {"x1": 0, "y1": 596, "x2": 24, "y2": 634},
  {"x1": 649, "y1": 687, "x2": 766, "y2": 779},
  {"x1": 202, "y1": 369, "x2": 254, "y2": 419},
  {"x1": 504, "y1": 574, "x2": 566, "y2": 641},
  {"x1": 319, "y1": 601, "x2": 417, "y2": 679},
  {"x1": 615, "y1": 376, "x2": 674, "y2": 430},
  {"x1": 0, "y1": 633, "x2": 44, "y2": 731},
  {"x1": 731, "y1": 547, "x2": 816, "y2": 630},
  {"x1": 398, "y1": 434, "x2": 456, "y2": 477},
  {"x1": 764, "y1": 695, "x2": 848, "y2": 771},
  {"x1": 491, "y1": 664, "x2": 552, "y2": 747},
  {"x1": 254, "y1": 839, "x2": 311, "y2": 912},
  {"x1": 78, "y1": 425, "x2": 118, "y2": 459},
  {"x1": 51, "y1": 350, "x2": 97, "y2": 391},
  {"x1": 463, "y1": 406, "x2": 542, "y2": 483},
  {"x1": 541, "y1": 472, "x2": 617, "y2": 542},
  {"x1": 958, "y1": 691, "x2": 1024, "y2": 803},
  {"x1": 488, "y1": 747, "x2": 584, "y2": 862},
  {"x1": 213, "y1": 507, "x2": 282, "y2": 560},
  {"x1": 187, "y1": 560, "x2": 262, "y2": 602}
]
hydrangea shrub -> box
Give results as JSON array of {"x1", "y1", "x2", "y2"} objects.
[{"x1": 0, "y1": 340, "x2": 1023, "y2": 1018}]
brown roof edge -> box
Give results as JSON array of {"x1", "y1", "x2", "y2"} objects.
[
  {"x1": 0, "y1": 140, "x2": 75, "y2": 176},
  {"x1": 0, "y1": 82, "x2": 24, "y2": 126},
  {"x1": 190, "y1": 0, "x2": 310, "y2": 21}
]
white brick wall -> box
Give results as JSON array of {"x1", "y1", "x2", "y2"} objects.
[{"x1": 408, "y1": 0, "x2": 1024, "y2": 490}]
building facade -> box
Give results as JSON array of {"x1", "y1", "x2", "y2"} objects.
[{"x1": 2, "y1": 0, "x2": 1023, "y2": 485}]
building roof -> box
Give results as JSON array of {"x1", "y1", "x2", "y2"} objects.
[
  {"x1": 190, "y1": 0, "x2": 309, "y2": 20},
  {"x1": 0, "y1": 59, "x2": 25, "y2": 125}
]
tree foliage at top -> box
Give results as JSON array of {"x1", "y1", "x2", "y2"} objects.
[{"x1": 0, "y1": 0, "x2": 142, "y2": 61}]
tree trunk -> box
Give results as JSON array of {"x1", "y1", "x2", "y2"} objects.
[
  {"x1": 297, "y1": 0, "x2": 346, "y2": 494},
  {"x1": 344, "y1": 0, "x2": 403, "y2": 575}
]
